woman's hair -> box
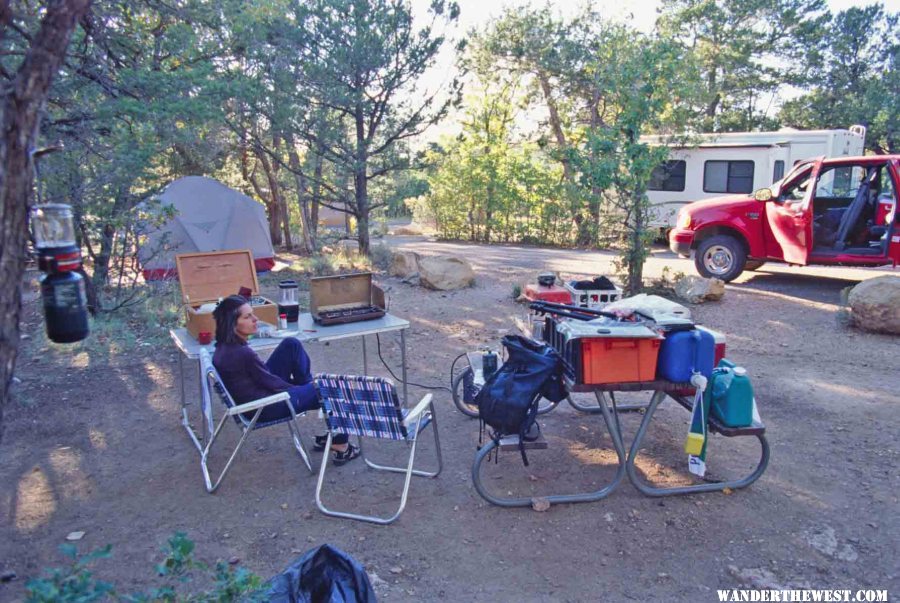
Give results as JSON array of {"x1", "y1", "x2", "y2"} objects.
[{"x1": 213, "y1": 295, "x2": 248, "y2": 345}]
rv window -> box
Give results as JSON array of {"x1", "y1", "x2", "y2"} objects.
[
  {"x1": 773, "y1": 160, "x2": 785, "y2": 182},
  {"x1": 703, "y1": 160, "x2": 755, "y2": 194},
  {"x1": 648, "y1": 160, "x2": 686, "y2": 191}
]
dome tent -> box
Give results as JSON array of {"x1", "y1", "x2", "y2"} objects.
[{"x1": 138, "y1": 176, "x2": 275, "y2": 280}]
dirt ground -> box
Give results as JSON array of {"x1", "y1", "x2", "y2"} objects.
[{"x1": 1, "y1": 238, "x2": 898, "y2": 602}]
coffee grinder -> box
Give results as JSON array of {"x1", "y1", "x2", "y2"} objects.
[
  {"x1": 278, "y1": 279, "x2": 300, "y2": 322},
  {"x1": 31, "y1": 203, "x2": 89, "y2": 343}
]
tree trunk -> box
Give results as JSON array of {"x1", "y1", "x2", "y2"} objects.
[
  {"x1": 537, "y1": 72, "x2": 571, "y2": 182},
  {"x1": 627, "y1": 190, "x2": 645, "y2": 296},
  {"x1": 285, "y1": 135, "x2": 315, "y2": 254},
  {"x1": 577, "y1": 101, "x2": 603, "y2": 247},
  {"x1": 93, "y1": 222, "x2": 115, "y2": 286},
  {"x1": 354, "y1": 103, "x2": 370, "y2": 255},
  {"x1": 0, "y1": 0, "x2": 93, "y2": 442},
  {"x1": 310, "y1": 153, "x2": 322, "y2": 232},
  {"x1": 241, "y1": 151, "x2": 282, "y2": 247},
  {"x1": 257, "y1": 146, "x2": 290, "y2": 249}
]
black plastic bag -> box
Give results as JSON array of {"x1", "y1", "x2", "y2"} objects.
[{"x1": 265, "y1": 544, "x2": 377, "y2": 603}]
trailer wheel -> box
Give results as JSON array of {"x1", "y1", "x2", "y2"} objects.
[{"x1": 695, "y1": 234, "x2": 746, "y2": 282}]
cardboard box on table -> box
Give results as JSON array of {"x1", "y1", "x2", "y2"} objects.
[{"x1": 175, "y1": 250, "x2": 278, "y2": 340}]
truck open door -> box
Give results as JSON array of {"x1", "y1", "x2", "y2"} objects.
[{"x1": 765, "y1": 158, "x2": 823, "y2": 264}]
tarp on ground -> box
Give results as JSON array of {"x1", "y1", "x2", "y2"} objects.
[{"x1": 137, "y1": 176, "x2": 275, "y2": 280}]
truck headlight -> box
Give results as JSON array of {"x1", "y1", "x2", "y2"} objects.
[{"x1": 677, "y1": 211, "x2": 692, "y2": 229}]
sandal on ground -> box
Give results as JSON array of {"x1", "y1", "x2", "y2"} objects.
[
  {"x1": 331, "y1": 443, "x2": 361, "y2": 466},
  {"x1": 312, "y1": 434, "x2": 329, "y2": 452}
]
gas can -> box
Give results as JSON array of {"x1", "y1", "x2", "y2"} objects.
[
  {"x1": 656, "y1": 328, "x2": 715, "y2": 382},
  {"x1": 708, "y1": 361, "x2": 754, "y2": 427}
]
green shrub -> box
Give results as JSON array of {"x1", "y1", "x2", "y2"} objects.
[
  {"x1": 309, "y1": 254, "x2": 337, "y2": 276},
  {"x1": 25, "y1": 533, "x2": 265, "y2": 602}
]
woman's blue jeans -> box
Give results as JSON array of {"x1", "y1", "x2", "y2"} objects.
[{"x1": 263, "y1": 338, "x2": 347, "y2": 445}]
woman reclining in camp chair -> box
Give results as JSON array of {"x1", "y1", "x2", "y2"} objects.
[{"x1": 212, "y1": 295, "x2": 360, "y2": 465}]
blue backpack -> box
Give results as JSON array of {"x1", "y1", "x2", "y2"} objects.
[{"x1": 475, "y1": 335, "x2": 568, "y2": 465}]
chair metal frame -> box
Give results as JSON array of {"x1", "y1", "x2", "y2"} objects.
[
  {"x1": 196, "y1": 348, "x2": 314, "y2": 493},
  {"x1": 313, "y1": 373, "x2": 443, "y2": 525}
]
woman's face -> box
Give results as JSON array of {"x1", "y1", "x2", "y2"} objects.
[{"x1": 234, "y1": 303, "x2": 258, "y2": 340}]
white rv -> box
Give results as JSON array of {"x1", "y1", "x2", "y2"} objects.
[{"x1": 643, "y1": 125, "x2": 867, "y2": 229}]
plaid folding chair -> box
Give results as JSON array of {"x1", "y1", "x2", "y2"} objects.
[
  {"x1": 196, "y1": 348, "x2": 314, "y2": 493},
  {"x1": 313, "y1": 373, "x2": 443, "y2": 524}
]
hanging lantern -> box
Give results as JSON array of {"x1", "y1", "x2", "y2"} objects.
[{"x1": 31, "y1": 204, "x2": 89, "y2": 343}]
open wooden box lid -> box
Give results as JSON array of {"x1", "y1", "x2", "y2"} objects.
[
  {"x1": 310, "y1": 272, "x2": 382, "y2": 314},
  {"x1": 175, "y1": 249, "x2": 260, "y2": 305}
]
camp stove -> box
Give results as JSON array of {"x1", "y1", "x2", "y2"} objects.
[
  {"x1": 316, "y1": 305, "x2": 385, "y2": 324},
  {"x1": 309, "y1": 273, "x2": 386, "y2": 326}
]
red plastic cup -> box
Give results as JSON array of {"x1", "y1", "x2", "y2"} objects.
[{"x1": 197, "y1": 331, "x2": 212, "y2": 345}]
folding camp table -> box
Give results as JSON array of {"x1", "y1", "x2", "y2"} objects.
[{"x1": 170, "y1": 312, "x2": 411, "y2": 454}]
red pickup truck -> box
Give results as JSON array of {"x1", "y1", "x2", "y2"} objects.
[{"x1": 669, "y1": 155, "x2": 899, "y2": 281}]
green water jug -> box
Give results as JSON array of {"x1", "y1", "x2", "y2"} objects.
[{"x1": 709, "y1": 361, "x2": 754, "y2": 428}]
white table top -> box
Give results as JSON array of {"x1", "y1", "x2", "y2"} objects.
[{"x1": 170, "y1": 312, "x2": 410, "y2": 359}]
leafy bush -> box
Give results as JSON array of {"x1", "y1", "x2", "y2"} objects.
[{"x1": 25, "y1": 533, "x2": 265, "y2": 602}]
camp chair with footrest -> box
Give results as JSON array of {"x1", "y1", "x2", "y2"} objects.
[
  {"x1": 313, "y1": 373, "x2": 443, "y2": 525},
  {"x1": 196, "y1": 348, "x2": 314, "y2": 493}
]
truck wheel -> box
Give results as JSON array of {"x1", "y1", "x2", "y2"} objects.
[
  {"x1": 695, "y1": 235, "x2": 746, "y2": 282},
  {"x1": 745, "y1": 260, "x2": 766, "y2": 271}
]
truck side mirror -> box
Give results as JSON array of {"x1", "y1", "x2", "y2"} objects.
[{"x1": 754, "y1": 188, "x2": 773, "y2": 201}]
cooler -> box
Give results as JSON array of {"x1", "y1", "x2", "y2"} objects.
[
  {"x1": 524, "y1": 283, "x2": 572, "y2": 304},
  {"x1": 551, "y1": 319, "x2": 663, "y2": 384}
]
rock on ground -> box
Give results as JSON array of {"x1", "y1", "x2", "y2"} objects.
[
  {"x1": 674, "y1": 275, "x2": 725, "y2": 303},
  {"x1": 847, "y1": 275, "x2": 900, "y2": 335},
  {"x1": 390, "y1": 251, "x2": 421, "y2": 278},
  {"x1": 418, "y1": 255, "x2": 475, "y2": 290},
  {"x1": 392, "y1": 224, "x2": 424, "y2": 236}
]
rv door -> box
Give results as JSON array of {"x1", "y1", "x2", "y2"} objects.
[{"x1": 765, "y1": 158, "x2": 823, "y2": 264}]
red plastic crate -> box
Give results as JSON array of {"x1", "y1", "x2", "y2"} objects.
[
  {"x1": 524, "y1": 283, "x2": 572, "y2": 304},
  {"x1": 579, "y1": 337, "x2": 662, "y2": 384}
]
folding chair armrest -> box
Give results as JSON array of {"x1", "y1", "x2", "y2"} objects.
[
  {"x1": 402, "y1": 394, "x2": 433, "y2": 428},
  {"x1": 227, "y1": 392, "x2": 291, "y2": 416}
]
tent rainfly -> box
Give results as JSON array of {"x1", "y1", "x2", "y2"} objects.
[{"x1": 138, "y1": 176, "x2": 275, "y2": 281}]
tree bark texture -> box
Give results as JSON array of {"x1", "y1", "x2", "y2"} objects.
[
  {"x1": 354, "y1": 103, "x2": 370, "y2": 255},
  {"x1": 0, "y1": 0, "x2": 93, "y2": 442},
  {"x1": 285, "y1": 137, "x2": 315, "y2": 254},
  {"x1": 241, "y1": 149, "x2": 282, "y2": 247}
]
